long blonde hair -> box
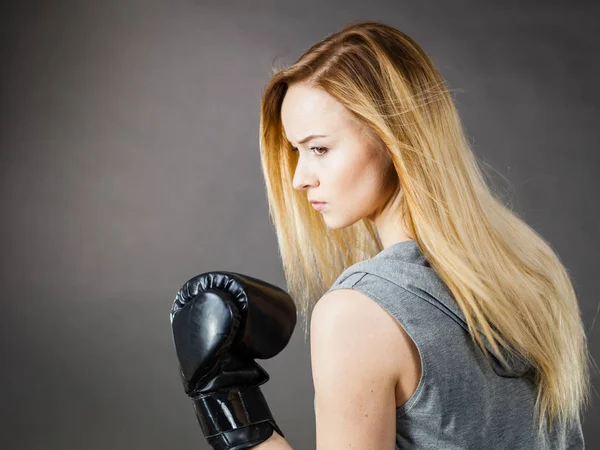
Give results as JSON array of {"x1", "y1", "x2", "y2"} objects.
[{"x1": 258, "y1": 20, "x2": 593, "y2": 435}]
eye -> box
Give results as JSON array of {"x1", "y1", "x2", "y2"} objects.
[
  {"x1": 310, "y1": 146, "x2": 328, "y2": 156},
  {"x1": 290, "y1": 146, "x2": 328, "y2": 157}
]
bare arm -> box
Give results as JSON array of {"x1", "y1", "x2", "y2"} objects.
[{"x1": 254, "y1": 287, "x2": 406, "y2": 450}]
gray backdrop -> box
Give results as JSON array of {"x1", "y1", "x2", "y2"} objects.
[{"x1": 1, "y1": 1, "x2": 598, "y2": 449}]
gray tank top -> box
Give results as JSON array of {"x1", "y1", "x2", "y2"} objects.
[{"x1": 318, "y1": 239, "x2": 584, "y2": 449}]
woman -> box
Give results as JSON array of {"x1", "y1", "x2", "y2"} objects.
[{"x1": 257, "y1": 20, "x2": 591, "y2": 449}]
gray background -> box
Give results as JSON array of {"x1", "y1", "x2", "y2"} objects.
[{"x1": 1, "y1": 1, "x2": 598, "y2": 448}]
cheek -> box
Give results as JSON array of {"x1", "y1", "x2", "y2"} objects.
[
  {"x1": 355, "y1": 168, "x2": 387, "y2": 208},
  {"x1": 325, "y1": 153, "x2": 356, "y2": 193},
  {"x1": 329, "y1": 152, "x2": 387, "y2": 208}
]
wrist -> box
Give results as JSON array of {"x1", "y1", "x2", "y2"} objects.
[{"x1": 191, "y1": 384, "x2": 284, "y2": 450}]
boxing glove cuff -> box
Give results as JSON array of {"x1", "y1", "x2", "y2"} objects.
[{"x1": 192, "y1": 384, "x2": 285, "y2": 450}]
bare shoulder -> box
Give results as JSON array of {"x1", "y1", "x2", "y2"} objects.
[
  {"x1": 310, "y1": 288, "x2": 419, "y2": 388},
  {"x1": 310, "y1": 287, "x2": 422, "y2": 446},
  {"x1": 312, "y1": 288, "x2": 402, "y2": 335}
]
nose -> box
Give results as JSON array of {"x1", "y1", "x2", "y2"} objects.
[{"x1": 292, "y1": 157, "x2": 319, "y2": 191}]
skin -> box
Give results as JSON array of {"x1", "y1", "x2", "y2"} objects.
[
  {"x1": 280, "y1": 81, "x2": 413, "y2": 248},
  {"x1": 252, "y1": 82, "x2": 421, "y2": 449}
]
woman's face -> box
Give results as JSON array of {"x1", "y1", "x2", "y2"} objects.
[{"x1": 280, "y1": 82, "x2": 398, "y2": 230}]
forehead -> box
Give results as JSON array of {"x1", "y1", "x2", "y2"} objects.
[{"x1": 280, "y1": 83, "x2": 352, "y2": 141}]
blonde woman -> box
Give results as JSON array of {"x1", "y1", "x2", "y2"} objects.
[{"x1": 255, "y1": 20, "x2": 592, "y2": 449}]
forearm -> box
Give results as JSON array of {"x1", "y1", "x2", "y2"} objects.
[{"x1": 252, "y1": 430, "x2": 294, "y2": 450}]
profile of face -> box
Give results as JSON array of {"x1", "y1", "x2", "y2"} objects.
[{"x1": 280, "y1": 82, "x2": 398, "y2": 230}]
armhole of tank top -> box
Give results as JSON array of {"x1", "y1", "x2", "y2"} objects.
[{"x1": 347, "y1": 272, "x2": 427, "y2": 418}]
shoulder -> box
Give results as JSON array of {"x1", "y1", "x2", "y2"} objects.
[
  {"x1": 309, "y1": 287, "x2": 414, "y2": 448},
  {"x1": 310, "y1": 287, "x2": 414, "y2": 376}
]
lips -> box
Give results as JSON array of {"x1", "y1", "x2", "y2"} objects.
[{"x1": 311, "y1": 202, "x2": 327, "y2": 211}]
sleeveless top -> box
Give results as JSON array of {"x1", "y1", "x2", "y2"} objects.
[{"x1": 317, "y1": 239, "x2": 584, "y2": 449}]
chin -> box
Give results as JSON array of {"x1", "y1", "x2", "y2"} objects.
[{"x1": 322, "y1": 214, "x2": 360, "y2": 231}]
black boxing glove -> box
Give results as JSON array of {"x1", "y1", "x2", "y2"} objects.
[{"x1": 170, "y1": 271, "x2": 297, "y2": 450}]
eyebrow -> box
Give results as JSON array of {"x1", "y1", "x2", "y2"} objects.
[{"x1": 290, "y1": 134, "x2": 328, "y2": 146}]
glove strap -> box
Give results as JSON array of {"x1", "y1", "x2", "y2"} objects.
[{"x1": 191, "y1": 385, "x2": 285, "y2": 450}]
